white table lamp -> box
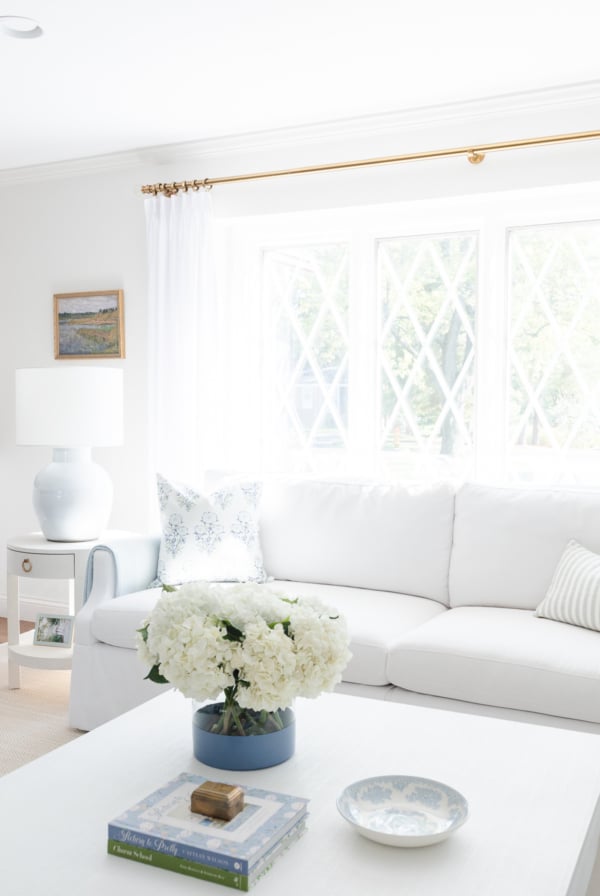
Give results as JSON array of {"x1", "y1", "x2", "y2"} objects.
[{"x1": 16, "y1": 367, "x2": 124, "y2": 542}]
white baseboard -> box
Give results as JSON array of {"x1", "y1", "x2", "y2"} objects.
[{"x1": 0, "y1": 594, "x2": 71, "y2": 622}]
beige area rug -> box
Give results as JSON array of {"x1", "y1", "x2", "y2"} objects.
[{"x1": 0, "y1": 643, "x2": 83, "y2": 776}]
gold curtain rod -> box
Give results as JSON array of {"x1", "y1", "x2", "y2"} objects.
[{"x1": 141, "y1": 129, "x2": 600, "y2": 197}]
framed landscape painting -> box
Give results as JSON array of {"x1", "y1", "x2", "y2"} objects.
[{"x1": 54, "y1": 289, "x2": 125, "y2": 359}]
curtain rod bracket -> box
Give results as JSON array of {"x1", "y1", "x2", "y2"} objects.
[{"x1": 467, "y1": 150, "x2": 485, "y2": 165}]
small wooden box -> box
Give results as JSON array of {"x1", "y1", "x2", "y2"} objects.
[{"x1": 191, "y1": 781, "x2": 245, "y2": 821}]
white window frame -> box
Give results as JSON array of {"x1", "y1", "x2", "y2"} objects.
[{"x1": 220, "y1": 180, "x2": 600, "y2": 484}]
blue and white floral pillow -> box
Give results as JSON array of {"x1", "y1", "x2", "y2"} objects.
[{"x1": 155, "y1": 474, "x2": 267, "y2": 586}]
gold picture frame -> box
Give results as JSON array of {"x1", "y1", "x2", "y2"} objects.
[{"x1": 54, "y1": 289, "x2": 125, "y2": 359}]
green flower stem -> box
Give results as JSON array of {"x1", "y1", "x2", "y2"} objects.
[
  {"x1": 270, "y1": 710, "x2": 284, "y2": 731},
  {"x1": 219, "y1": 686, "x2": 245, "y2": 736},
  {"x1": 207, "y1": 690, "x2": 288, "y2": 736},
  {"x1": 228, "y1": 700, "x2": 246, "y2": 736}
]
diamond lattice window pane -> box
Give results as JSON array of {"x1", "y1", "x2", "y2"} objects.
[
  {"x1": 508, "y1": 222, "x2": 600, "y2": 482},
  {"x1": 263, "y1": 244, "x2": 349, "y2": 470},
  {"x1": 377, "y1": 233, "x2": 477, "y2": 478}
]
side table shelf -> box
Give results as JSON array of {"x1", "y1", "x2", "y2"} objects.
[
  {"x1": 8, "y1": 630, "x2": 73, "y2": 670},
  {"x1": 6, "y1": 530, "x2": 134, "y2": 689}
]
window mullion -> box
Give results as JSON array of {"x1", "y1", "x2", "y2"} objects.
[
  {"x1": 474, "y1": 216, "x2": 509, "y2": 482},
  {"x1": 348, "y1": 231, "x2": 377, "y2": 476}
]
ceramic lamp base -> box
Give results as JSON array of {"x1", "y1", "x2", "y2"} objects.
[{"x1": 33, "y1": 447, "x2": 113, "y2": 542}]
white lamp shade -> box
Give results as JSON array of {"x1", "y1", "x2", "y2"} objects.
[{"x1": 16, "y1": 367, "x2": 123, "y2": 447}]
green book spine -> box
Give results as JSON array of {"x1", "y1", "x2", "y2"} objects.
[{"x1": 107, "y1": 839, "x2": 249, "y2": 891}]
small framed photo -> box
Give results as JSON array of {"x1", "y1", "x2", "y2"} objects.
[
  {"x1": 33, "y1": 614, "x2": 74, "y2": 648},
  {"x1": 54, "y1": 289, "x2": 125, "y2": 360}
]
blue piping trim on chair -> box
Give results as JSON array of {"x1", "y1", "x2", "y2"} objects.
[{"x1": 83, "y1": 545, "x2": 117, "y2": 604}]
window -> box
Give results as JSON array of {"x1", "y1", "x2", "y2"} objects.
[
  {"x1": 377, "y1": 233, "x2": 477, "y2": 480},
  {"x1": 223, "y1": 187, "x2": 600, "y2": 486},
  {"x1": 507, "y1": 222, "x2": 600, "y2": 483},
  {"x1": 262, "y1": 244, "x2": 350, "y2": 470}
]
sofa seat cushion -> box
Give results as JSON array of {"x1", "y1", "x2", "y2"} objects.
[
  {"x1": 90, "y1": 581, "x2": 447, "y2": 689},
  {"x1": 387, "y1": 606, "x2": 600, "y2": 724},
  {"x1": 91, "y1": 587, "x2": 163, "y2": 650},
  {"x1": 265, "y1": 580, "x2": 446, "y2": 687}
]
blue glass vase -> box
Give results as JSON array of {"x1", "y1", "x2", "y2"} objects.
[{"x1": 192, "y1": 703, "x2": 295, "y2": 770}]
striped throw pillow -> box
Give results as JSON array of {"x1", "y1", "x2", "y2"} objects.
[{"x1": 535, "y1": 540, "x2": 600, "y2": 632}]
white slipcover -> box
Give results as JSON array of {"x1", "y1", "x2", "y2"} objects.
[
  {"x1": 387, "y1": 606, "x2": 600, "y2": 723},
  {"x1": 260, "y1": 479, "x2": 455, "y2": 604},
  {"x1": 89, "y1": 579, "x2": 447, "y2": 689},
  {"x1": 449, "y1": 483, "x2": 600, "y2": 610}
]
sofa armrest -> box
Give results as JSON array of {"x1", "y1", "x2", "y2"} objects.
[
  {"x1": 75, "y1": 534, "x2": 161, "y2": 647},
  {"x1": 83, "y1": 533, "x2": 161, "y2": 604}
]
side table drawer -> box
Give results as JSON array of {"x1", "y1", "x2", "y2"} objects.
[{"x1": 7, "y1": 549, "x2": 75, "y2": 579}]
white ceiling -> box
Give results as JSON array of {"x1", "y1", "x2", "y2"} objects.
[{"x1": 2, "y1": 0, "x2": 600, "y2": 171}]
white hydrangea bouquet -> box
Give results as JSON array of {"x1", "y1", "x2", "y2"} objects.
[{"x1": 137, "y1": 581, "x2": 351, "y2": 736}]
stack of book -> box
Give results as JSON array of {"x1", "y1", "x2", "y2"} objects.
[{"x1": 108, "y1": 771, "x2": 309, "y2": 890}]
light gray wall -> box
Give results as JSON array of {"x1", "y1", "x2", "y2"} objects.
[{"x1": 0, "y1": 84, "x2": 598, "y2": 612}]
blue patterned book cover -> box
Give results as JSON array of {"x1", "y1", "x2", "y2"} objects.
[{"x1": 108, "y1": 772, "x2": 309, "y2": 875}]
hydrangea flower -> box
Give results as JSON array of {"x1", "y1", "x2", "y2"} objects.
[{"x1": 136, "y1": 581, "x2": 351, "y2": 735}]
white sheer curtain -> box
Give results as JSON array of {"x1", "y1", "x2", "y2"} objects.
[{"x1": 144, "y1": 189, "x2": 220, "y2": 490}]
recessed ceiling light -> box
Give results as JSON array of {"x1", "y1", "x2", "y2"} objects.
[{"x1": 0, "y1": 15, "x2": 43, "y2": 39}]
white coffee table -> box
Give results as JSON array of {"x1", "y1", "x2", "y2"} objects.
[{"x1": 1, "y1": 690, "x2": 599, "y2": 896}]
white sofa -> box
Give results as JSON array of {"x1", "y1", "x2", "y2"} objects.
[{"x1": 69, "y1": 479, "x2": 600, "y2": 733}]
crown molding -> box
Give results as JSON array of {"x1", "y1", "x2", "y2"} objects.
[
  {"x1": 1, "y1": 79, "x2": 599, "y2": 187},
  {"x1": 163, "y1": 79, "x2": 600, "y2": 161}
]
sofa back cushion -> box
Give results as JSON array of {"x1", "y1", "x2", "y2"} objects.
[
  {"x1": 259, "y1": 479, "x2": 455, "y2": 605},
  {"x1": 449, "y1": 483, "x2": 600, "y2": 610}
]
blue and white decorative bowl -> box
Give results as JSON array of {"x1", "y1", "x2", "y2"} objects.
[{"x1": 336, "y1": 775, "x2": 468, "y2": 847}]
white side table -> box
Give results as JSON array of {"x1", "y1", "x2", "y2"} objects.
[{"x1": 6, "y1": 531, "x2": 131, "y2": 689}]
